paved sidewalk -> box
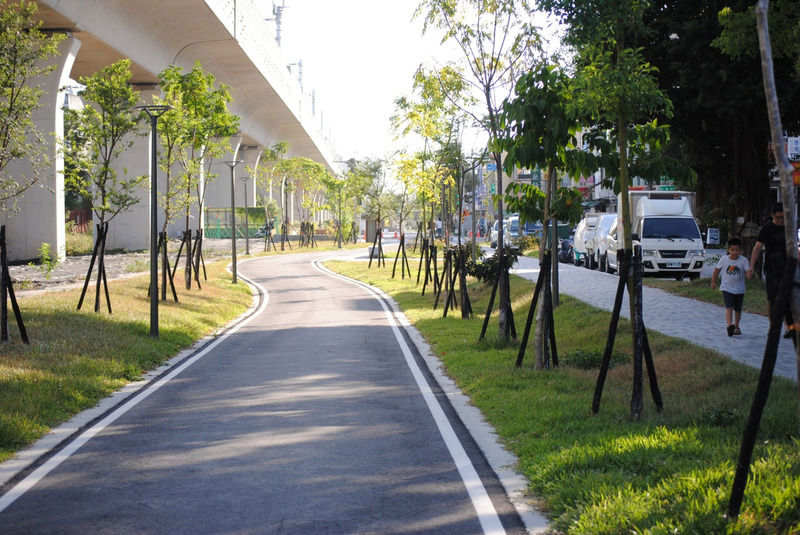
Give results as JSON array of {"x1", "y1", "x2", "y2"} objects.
[{"x1": 512, "y1": 256, "x2": 798, "y2": 380}]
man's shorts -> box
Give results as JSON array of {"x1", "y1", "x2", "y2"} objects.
[{"x1": 723, "y1": 291, "x2": 744, "y2": 312}]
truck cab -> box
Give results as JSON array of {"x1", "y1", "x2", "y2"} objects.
[{"x1": 627, "y1": 192, "x2": 705, "y2": 280}]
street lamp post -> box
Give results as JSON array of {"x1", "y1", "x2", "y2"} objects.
[
  {"x1": 136, "y1": 104, "x2": 172, "y2": 339},
  {"x1": 240, "y1": 175, "x2": 251, "y2": 255},
  {"x1": 224, "y1": 160, "x2": 242, "y2": 283}
]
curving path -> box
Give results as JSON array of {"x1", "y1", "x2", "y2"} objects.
[{"x1": 0, "y1": 250, "x2": 533, "y2": 534}]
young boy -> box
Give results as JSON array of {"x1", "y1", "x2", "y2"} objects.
[{"x1": 711, "y1": 237, "x2": 752, "y2": 336}]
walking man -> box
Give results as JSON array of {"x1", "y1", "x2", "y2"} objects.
[{"x1": 747, "y1": 202, "x2": 793, "y2": 338}]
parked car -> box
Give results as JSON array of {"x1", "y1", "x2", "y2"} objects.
[
  {"x1": 604, "y1": 219, "x2": 621, "y2": 273},
  {"x1": 507, "y1": 215, "x2": 521, "y2": 240},
  {"x1": 587, "y1": 213, "x2": 618, "y2": 272},
  {"x1": 490, "y1": 220, "x2": 499, "y2": 248},
  {"x1": 522, "y1": 220, "x2": 543, "y2": 238},
  {"x1": 604, "y1": 218, "x2": 643, "y2": 274}
]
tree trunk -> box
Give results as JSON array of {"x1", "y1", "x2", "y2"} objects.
[
  {"x1": 495, "y1": 151, "x2": 511, "y2": 340},
  {"x1": 534, "y1": 163, "x2": 554, "y2": 368},
  {"x1": 755, "y1": 0, "x2": 800, "y2": 416}
]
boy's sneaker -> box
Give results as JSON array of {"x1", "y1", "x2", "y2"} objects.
[{"x1": 727, "y1": 325, "x2": 735, "y2": 337}]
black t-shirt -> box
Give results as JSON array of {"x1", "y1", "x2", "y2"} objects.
[{"x1": 756, "y1": 221, "x2": 786, "y2": 272}]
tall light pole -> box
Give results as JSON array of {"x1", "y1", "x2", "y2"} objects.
[
  {"x1": 136, "y1": 104, "x2": 172, "y2": 339},
  {"x1": 240, "y1": 175, "x2": 251, "y2": 255},
  {"x1": 224, "y1": 160, "x2": 242, "y2": 283}
]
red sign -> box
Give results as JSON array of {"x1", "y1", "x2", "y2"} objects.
[{"x1": 791, "y1": 162, "x2": 800, "y2": 187}]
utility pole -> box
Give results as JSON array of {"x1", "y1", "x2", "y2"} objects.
[{"x1": 269, "y1": 1, "x2": 287, "y2": 47}]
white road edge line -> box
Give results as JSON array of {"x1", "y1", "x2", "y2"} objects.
[
  {"x1": 0, "y1": 267, "x2": 268, "y2": 514},
  {"x1": 312, "y1": 258, "x2": 507, "y2": 535}
]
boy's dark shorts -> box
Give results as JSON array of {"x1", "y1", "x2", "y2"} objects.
[{"x1": 722, "y1": 291, "x2": 744, "y2": 312}]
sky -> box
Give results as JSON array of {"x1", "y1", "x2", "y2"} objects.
[{"x1": 257, "y1": 0, "x2": 459, "y2": 161}]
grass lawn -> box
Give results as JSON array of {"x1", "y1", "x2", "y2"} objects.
[{"x1": 326, "y1": 259, "x2": 800, "y2": 534}]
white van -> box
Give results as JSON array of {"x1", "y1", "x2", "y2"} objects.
[{"x1": 613, "y1": 191, "x2": 705, "y2": 280}]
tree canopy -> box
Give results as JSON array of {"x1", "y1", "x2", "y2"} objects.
[
  {"x1": 155, "y1": 61, "x2": 240, "y2": 230},
  {"x1": 636, "y1": 0, "x2": 800, "y2": 224},
  {"x1": 0, "y1": 0, "x2": 64, "y2": 218},
  {"x1": 63, "y1": 59, "x2": 145, "y2": 226},
  {"x1": 415, "y1": 0, "x2": 542, "y2": 340}
]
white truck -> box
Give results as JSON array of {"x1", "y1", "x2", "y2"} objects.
[
  {"x1": 572, "y1": 213, "x2": 599, "y2": 268},
  {"x1": 613, "y1": 190, "x2": 705, "y2": 280}
]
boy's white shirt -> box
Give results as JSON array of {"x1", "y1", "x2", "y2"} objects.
[{"x1": 715, "y1": 254, "x2": 749, "y2": 294}]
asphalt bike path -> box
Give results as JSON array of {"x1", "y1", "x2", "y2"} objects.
[
  {"x1": 512, "y1": 256, "x2": 798, "y2": 380},
  {"x1": 0, "y1": 250, "x2": 534, "y2": 534}
]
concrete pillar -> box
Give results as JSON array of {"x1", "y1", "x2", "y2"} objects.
[
  {"x1": 206, "y1": 137, "x2": 243, "y2": 211},
  {"x1": 165, "y1": 146, "x2": 205, "y2": 240},
  {"x1": 235, "y1": 147, "x2": 261, "y2": 238},
  {"x1": 5, "y1": 37, "x2": 81, "y2": 261},
  {"x1": 238, "y1": 146, "x2": 262, "y2": 206},
  {"x1": 106, "y1": 88, "x2": 161, "y2": 251}
]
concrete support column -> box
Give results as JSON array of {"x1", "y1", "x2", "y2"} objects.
[
  {"x1": 6, "y1": 37, "x2": 81, "y2": 261},
  {"x1": 238, "y1": 146, "x2": 262, "y2": 206},
  {"x1": 106, "y1": 88, "x2": 161, "y2": 251},
  {"x1": 206, "y1": 137, "x2": 243, "y2": 211}
]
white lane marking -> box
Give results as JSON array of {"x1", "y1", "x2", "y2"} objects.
[
  {"x1": 0, "y1": 271, "x2": 269, "y2": 514},
  {"x1": 312, "y1": 258, "x2": 505, "y2": 535}
]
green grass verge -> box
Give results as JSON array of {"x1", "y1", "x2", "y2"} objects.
[
  {"x1": 0, "y1": 260, "x2": 252, "y2": 462},
  {"x1": 325, "y1": 259, "x2": 800, "y2": 534}
]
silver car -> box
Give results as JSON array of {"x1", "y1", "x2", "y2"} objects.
[{"x1": 590, "y1": 213, "x2": 618, "y2": 272}]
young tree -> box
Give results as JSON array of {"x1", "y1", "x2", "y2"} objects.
[
  {"x1": 540, "y1": 0, "x2": 689, "y2": 419},
  {"x1": 393, "y1": 66, "x2": 464, "y2": 238},
  {"x1": 0, "y1": 0, "x2": 63, "y2": 343},
  {"x1": 355, "y1": 158, "x2": 388, "y2": 235},
  {"x1": 0, "y1": 0, "x2": 64, "y2": 217},
  {"x1": 255, "y1": 141, "x2": 289, "y2": 217},
  {"x1": 415, "y1": 0, "x2": 541, "y2": 340},
  {"x1": 394, "y1": 152, "x2": 438, "y2": 238},
  {"x1": 63, "y1": 59, "x2": 145, "y2": 313},
  {"x1": 498, "y1": 63, "x2": 592, "y2": 365},
  {"x1": 254, "y1": 141, "x2": 288, "y2": 246},
  {"x1": 340, "y1": 158, "x2": 376, "y2": 243},
  {"x1": 289, "y1": 156, "x2": 330, "y2": 226},
  {"x1": 157, "y1": 62, "x2": 239, "y2": 269},
  {"x1": 387, "y1": 168, "x2": 418, "y2": 237}
]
